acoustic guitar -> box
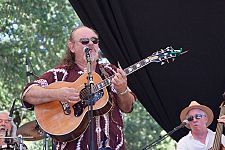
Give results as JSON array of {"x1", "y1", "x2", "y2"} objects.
[
  {"x1": 210, "y1": 101, "x2": 225, "y2": 150},
  {"x1": 34, "y1": 47, "x2": 186, "y2": 142}
]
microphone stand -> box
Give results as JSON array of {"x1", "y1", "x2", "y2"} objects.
[
  {"x1": 25, "y1": 57, "x2": 39, "y2": 83},
  {"x1": 43, "y1": 132, "x2": 49, "y2": 150},
  {"x1": 7, "y1": 98, "x2": 20, "y2": 145},
  {"x1": 141, "y1": 123, "x2": 186, "y2": 150},
  {"x1": 9, "y1": 98, "x2": 17, "y2": 118},
  {"x1": 17, "y1": 135, "x2": 23, "y2": 150},
  {"x1": 85, "y1": 47, "x2": 95, "y2": 150}
]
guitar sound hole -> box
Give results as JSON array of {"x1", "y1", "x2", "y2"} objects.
[
  {"x1": 80, "y1": 88, "x2": 104, "y2": 104},
  {"x1": 73, "y1": 89, "x2": 104, "y2": 117}
]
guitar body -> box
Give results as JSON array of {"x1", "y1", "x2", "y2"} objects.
[
  {"x1": 210, "y1": 101, "x2": 225, "y2": 150},
  {"x1": 34, "y1": 72, "x2": 112, "y2": 142},
  {"x1": 209, "y1": 145, "x2": 225, "y2": 150},
  {"x1": 222, "y1": 146, "x2": 225, "y2": 150}
]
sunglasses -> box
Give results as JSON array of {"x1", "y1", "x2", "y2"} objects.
[
  {"x1": 187, "y1": 114, "x2": 206, "y2": 122},
  {"x1": 79, "y1": 37, "x2": 99, "y2": 45}
]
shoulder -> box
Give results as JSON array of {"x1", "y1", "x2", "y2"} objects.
[
  {"x1": 50, "y1": 64, "x2": 68, "y2": 70},
  {"x1": 207, "y1": 128, "x2": 216, "y2": 136},
  {"x1": 46, "y1": 65, "x2": 69, "y2": 74},
  {"x1": 177, "y1": 133, "x2": 191, "y2": 149},
  {"x1": 177, "y1": 134, "x2": 189, "y2": 144}
]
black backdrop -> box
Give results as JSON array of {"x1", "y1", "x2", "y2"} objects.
[{"x1": 69, "y1": 0, "x2": 225, "y2": 142}]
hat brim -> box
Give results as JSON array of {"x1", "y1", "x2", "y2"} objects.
[{"x1": 180, "y1": 105, "x2": 214, "y2": 129}]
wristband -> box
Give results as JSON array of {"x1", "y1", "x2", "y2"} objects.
[{"x1": 118, "y1": 87, "x2": 129, "y2": 95}]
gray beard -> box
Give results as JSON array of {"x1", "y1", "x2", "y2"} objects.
[{"x1": 0, "y1": 130, "x2": 6, "y2": 137}]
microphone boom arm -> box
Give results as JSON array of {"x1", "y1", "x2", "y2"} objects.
[{"x1": 141, "y1": 120, "x2": 188, "y2": 150}]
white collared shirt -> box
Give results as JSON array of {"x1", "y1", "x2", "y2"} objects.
[{"x1": 176, "y1": 129, "x2": 225, "y2": 150}]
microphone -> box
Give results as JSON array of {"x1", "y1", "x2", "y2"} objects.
[
  {"x1": 175, "y1": 119, "x2": 189, "y2": 130},
  {"x1": 9, "y1": 98, "x2": 17, "y2": 118},
  {"x1": 25, "y1": 57, "x2": 31, "y2": 83},
  {"x1": 13, "y1": 111, "x2": 21, "y2": 128},
  {"x1": 83, "y1": 46, "x2": 90, "y2": 53}
]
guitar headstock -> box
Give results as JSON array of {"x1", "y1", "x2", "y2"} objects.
[{"x1": 150, "y1": 46, "x2": 187, "y2": 65}]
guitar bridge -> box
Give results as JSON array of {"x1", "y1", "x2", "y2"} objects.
[{"x1": 60, "y1": 102, "x2": 71, "y2": 115}]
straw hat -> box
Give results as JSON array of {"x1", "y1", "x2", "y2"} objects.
[{"x1": 180, "y1": 101, "x2": 214, "y2": 128}]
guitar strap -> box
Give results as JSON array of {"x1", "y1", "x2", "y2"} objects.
[{"x1": 98, "y1": 65, "x2": 113, "y2": 149}]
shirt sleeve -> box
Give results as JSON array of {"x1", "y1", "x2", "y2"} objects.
[{"x1": 21, "y1": 68, "x2": 60, "y2": 110}]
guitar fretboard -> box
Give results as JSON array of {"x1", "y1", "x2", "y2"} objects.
[{"x1": 93, "y1": 55, "x2": 158, "y2": 93}]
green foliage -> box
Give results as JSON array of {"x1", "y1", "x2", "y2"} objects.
[
  {"x1": 124, "y1": 101, "x2": 176, "y2": 149},
  {"x1": 0, "y1": 0, "x2": 80, "y2": 109}
]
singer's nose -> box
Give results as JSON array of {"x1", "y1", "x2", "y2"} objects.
[{"x1": 192, "y1": 117, "x2": 198, "y2": 122}]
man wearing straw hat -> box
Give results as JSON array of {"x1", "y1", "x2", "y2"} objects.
[{"x1": 177, "y1": 101, "x2": 225, "y2": 150}]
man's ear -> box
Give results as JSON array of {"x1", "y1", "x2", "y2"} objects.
[
  {"x1": 68, "y1": 41, "x2": 75, "y2": 53},
  {"x1": 204, "y1": 117, "x2": 209, "y2": 126}
]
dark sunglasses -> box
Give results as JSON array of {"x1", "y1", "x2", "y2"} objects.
[
  {"x1": 187, "y1": 114, "x2": 206, "y2": 121},
  {"x1": 79, "y1": 37, "x2": 99, "y2": 45}
]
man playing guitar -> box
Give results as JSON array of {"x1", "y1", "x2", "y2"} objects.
[{"x1": 22, "y1": 26, "x2": 136, "y2": 150}]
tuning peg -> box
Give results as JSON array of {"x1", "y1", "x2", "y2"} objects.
[
  {"x1": 161, "y1": 62, "x2": 165, "y2": 65},
  {"x1": 155, "y1": 51, "x2": 159, "y2": 55}
]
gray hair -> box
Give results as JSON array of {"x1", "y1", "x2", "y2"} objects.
[{"x1": 0, "y1": 111, "x2": 17, "y2": 137}]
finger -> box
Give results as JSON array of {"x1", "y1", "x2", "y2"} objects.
[
  {"x1": 117, "y1": 68, "x2": 126, "y2": 77},
  {"x1": 115, "y1": 73, "x2": 123, "y2": 80},
  {"x1": 112, "y1": 78, "x2": 123, "y2": 86},
  {"x1": 112, "y1": 78, "x2": 119, "y2": 86},
  {"x1": 220, "y1": 115, "x2": 225, "y2": 119},
  {"x1": 218, "y1": 119, "x2": 225, "y2": 123},
  {"x1": 68, "y1": 95, "x2": 80, "y2": 101},
  {"x1": 113, "y1": 74, "x2": 120, "y2": 81}
]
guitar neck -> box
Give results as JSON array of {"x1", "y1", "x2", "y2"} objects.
[
  {"x1": 211, "y1": 102, "x2": 225, "y2": 150},
  {"x1": 124, "y1": 55, "x2": 158, "y2": 76},
  {"x1": 93, "y1": 55, "x2": 158, "y2": 93}
]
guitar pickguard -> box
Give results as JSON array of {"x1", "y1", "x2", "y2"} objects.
[{"x1": 73, "y1": 89, "x2": 104, "y2": 117}]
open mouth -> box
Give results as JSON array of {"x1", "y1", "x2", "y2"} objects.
[
  {"x1": 193, "y1": 124, "x2": 199, "y2": 127},
  {"x1": 0, "y1": 127, "x2": 6, "y2": 131},
  {"x1": 0, "y1": 129, "x2": 6, "y2": 136}
]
